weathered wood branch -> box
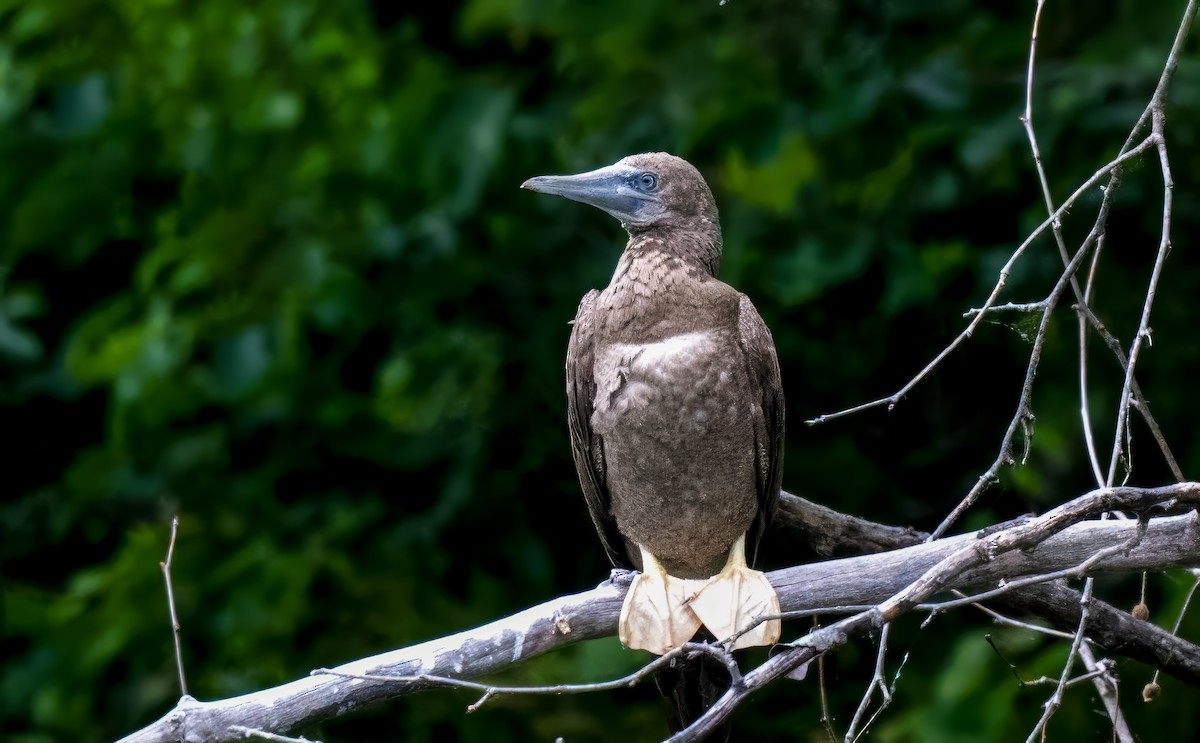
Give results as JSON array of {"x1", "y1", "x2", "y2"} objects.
[
  {"x1": 118, "y1": 582, "x2": 625, "y2": 743},
  {"x1": 121, "y1": 487, "x2": 1200, "y2": 743},
  {"x1": 774, "y1": 490, "x2": 929, "y2": 556},
  {"x1": 777, "y1": 490, "x2": 1200, "y2": 677},
  {"x1": 671, "y1": 483, "x2": 1200, "y2": 740}
]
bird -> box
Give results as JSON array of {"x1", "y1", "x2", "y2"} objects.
[{"x1": 521, "y1": 153, "x2": 784, "y2": 668}]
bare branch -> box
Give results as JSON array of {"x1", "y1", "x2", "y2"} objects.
[
  {"x1": 161, "y1": 516, "x2": 187, "y2": 697},
  {"x1": 816, "y1": 618, "x2": 839, "y2": 742},
  {"x1": 1078, "y1": 645, "x2": 1135, "y2": 743},
  {"x1": 121, "y1": 488, "x2": 1200, "y2": 743},
  {"x1": 777, "y1": 490, "x2": 1200, "y2": 681},
  {"x1": 1104, "y1": 102, "x2": 1181, "y2": 487},
  {"x1": 672, "y1": 484, "x2": 1200, "y2": 739},
  {"x1": 920, "y1": 521, "x2": 1146, "y2": 615},
  {"x1": 1024, "y1": 577, "x2": 1096, "y2": 742},
  {"x1": 1021, "y1": 0, "x2": 1079, "y2": 303},
  {"x1": 1021, "y1": 667, "x2": 1106, "y2": 690},
  {"x1": 892, "y1": 485, "x2": 1199, "y2": 621},
  {"x1": 773, "y1": 490, "x2": 928, "y2": 556},
  {"x1": 1078, "y1": 238, "x2": 1106, "y2": 486},
  {"x1": 118, "y1": 582, "x2": 626, "y2": 743},
  {"x1": 962, "y1": 301, "x2": 1049, "y2": 317},
  {"x1": 843, "y1": 623, "x2": 892, "y2": 743},
  {"x1": 810, "y1": 0, "x2": 1197, "y2": 554}
]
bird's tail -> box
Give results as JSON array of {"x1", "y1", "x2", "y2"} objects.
[{"x1": 654, "y1": 648, "x2": 732, "y2": 737}]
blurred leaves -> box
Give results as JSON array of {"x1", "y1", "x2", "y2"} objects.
[
  {"x1": 724, "y1": 135, "x2": 819, "y2": 213},
  {"x1": 3, "y1": 0, "x2": 1200, "y2": 741}
]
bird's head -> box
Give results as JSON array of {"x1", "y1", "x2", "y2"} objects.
[{"x1": 521, "y1": 152, "x2": 718, "y2": 234}]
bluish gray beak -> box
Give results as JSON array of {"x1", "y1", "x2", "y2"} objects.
[{"x1": 521, "y1": 163, "x2": 653, "y2": 223}]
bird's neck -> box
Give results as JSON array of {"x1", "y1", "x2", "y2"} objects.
[
  {"x1": 619, "y1": 221, "x2": 722, "y2": 279},
  {"x1": 600, "y1": 226, "x2": 725, "y2": 339}
]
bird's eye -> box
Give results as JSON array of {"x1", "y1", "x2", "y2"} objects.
[{"x1": 638, "y1": 173, "x2": 658, "y2": 190}]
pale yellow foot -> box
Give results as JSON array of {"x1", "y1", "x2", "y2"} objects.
[
  {"x1": 619, "y1": 546, "x2": 703, "y2": 655},
  {"x1": 687, "y1": 534, "x2": 782, "y2": 650}
]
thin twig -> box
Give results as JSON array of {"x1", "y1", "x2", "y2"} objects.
[
  {"x1": 229, "y1": 727, "x2": 320, "y2": 743},
  {"x1": 815, "y1": 616, "x2": 838, "y2": 742},
  {"x1": 161, "y1": 515, "x2": 187, "y2": 697},
  {"x1": 1078, "y1": 645, "x2": 1135, "y2": 743},
  {"x1": 1104, "y1": 103, "x2": 1181, "y2": 488},
  {"x1": 312, "y1": 641, "x2": 740, "y2": 714},
  {"x1": 824, "y1": 0, "x2": 1197, "y2": 542},
  {"x1": 1027, "y1": 0, "x2": 1185, "y2": 494},
  {"x1": 1021, "y1": 667, "x2": 1106, "y2": 690},
  {"x1": 1021, "y1": 0, "x2": 1082, "y2": 304},
  {"x1": 844, "y1": 623, "x2": 892, "y2": 743},
  {"x1": 1025, "y1": 577, "x2": 1096, "y2": 742},
  {"x1": 968, "y1": 599, "x2": 1076, "y2": 641},
  {"x1": 1078, "y1": 237, "x2": 1106, "y2": 486},
  {"x1": 963, "y1": 301, "x2": 1049, "y2": 317}
]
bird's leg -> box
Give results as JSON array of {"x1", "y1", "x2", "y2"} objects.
[
  {"x1": 619, "y1": 545, "x2": 703, "y2": 655},
  {"x1": 687, "y1": 534, "x2": 781, "y2": 650}
]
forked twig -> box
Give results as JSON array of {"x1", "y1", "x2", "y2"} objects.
[{"x1": 844, "y1": 623, "x2": 894, "y2": 743}]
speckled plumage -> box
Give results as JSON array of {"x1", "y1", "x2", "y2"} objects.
[{"x1": 560, "y1": 153, "x2": 785, "y2": 579}]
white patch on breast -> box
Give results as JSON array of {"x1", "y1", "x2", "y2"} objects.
[
  {"x1": 610, "y1": 331, "x2": 712, "y2": 371},
  {"x1": 593, "y1": 331, "x2": 718, "y2": 429}
]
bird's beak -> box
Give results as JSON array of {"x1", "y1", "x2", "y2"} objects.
[{"x1": 521, "y1": 163, "x2": 652, "y2": 224}]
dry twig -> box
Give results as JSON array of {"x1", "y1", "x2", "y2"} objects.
[{"x1": 161, "y1": 516, "x2": 187, "y2": 697}]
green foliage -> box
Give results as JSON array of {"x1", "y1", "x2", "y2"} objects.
[{"x1": 3, "y1": 0, "x2": 1200, "y2": 740}]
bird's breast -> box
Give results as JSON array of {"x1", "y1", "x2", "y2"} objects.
[
  {"x1": 592, "y1": 330, "x2": 747, "y2": 433},
  {"x1": 589, "y1": 328, "x2": 760, "y2": 577}
]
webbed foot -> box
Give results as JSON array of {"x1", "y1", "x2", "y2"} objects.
[
  {"x1": 687, "y1": 534, "x2": 781, "y2": 650},
  {"x1": 618, "y1": 547, "x2": 702, "y2": 655}
]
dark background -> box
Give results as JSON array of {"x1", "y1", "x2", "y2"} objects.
[{"x1": 4, "y1": 1, "x2": 1200, "y2": 740}]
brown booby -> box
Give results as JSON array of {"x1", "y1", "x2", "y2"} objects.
[{"x1": 522, "y1": 153, "x2": 784, "y2": 656}]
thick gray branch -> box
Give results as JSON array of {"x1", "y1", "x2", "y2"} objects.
[
  {"x1": 119, "y1": 583, "x2": 625, "y2": 743},
  {"x1": 774, "y1": 490, "x2": 928, "y2": 556},
  {"x1": 672, "y1": 484, "x2": 1200, "y2": 741},
  {"x1": 121, "y1": 489, "x2": 1200, "y2": 743},
  {"x1": 777, "y1": 490, "x2": 1200, "y2": 677}
]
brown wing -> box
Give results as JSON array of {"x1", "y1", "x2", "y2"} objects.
[
  {"x1": 566, "y1": 290, "x2": 628, "y2": 567},
  {"x1": 736, "y1": 293, "x2": 785, "y2": 566}
]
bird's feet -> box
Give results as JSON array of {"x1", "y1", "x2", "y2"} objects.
[
  {"x1": 619, "y1": 550, "x2": 702, "y2": 655},
  {"x1": 618, "y1": 537, "x2": 780, "y2": 655},
  {"x1": 687, "y1": 534, "x2": 781, "y2": 650}
]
